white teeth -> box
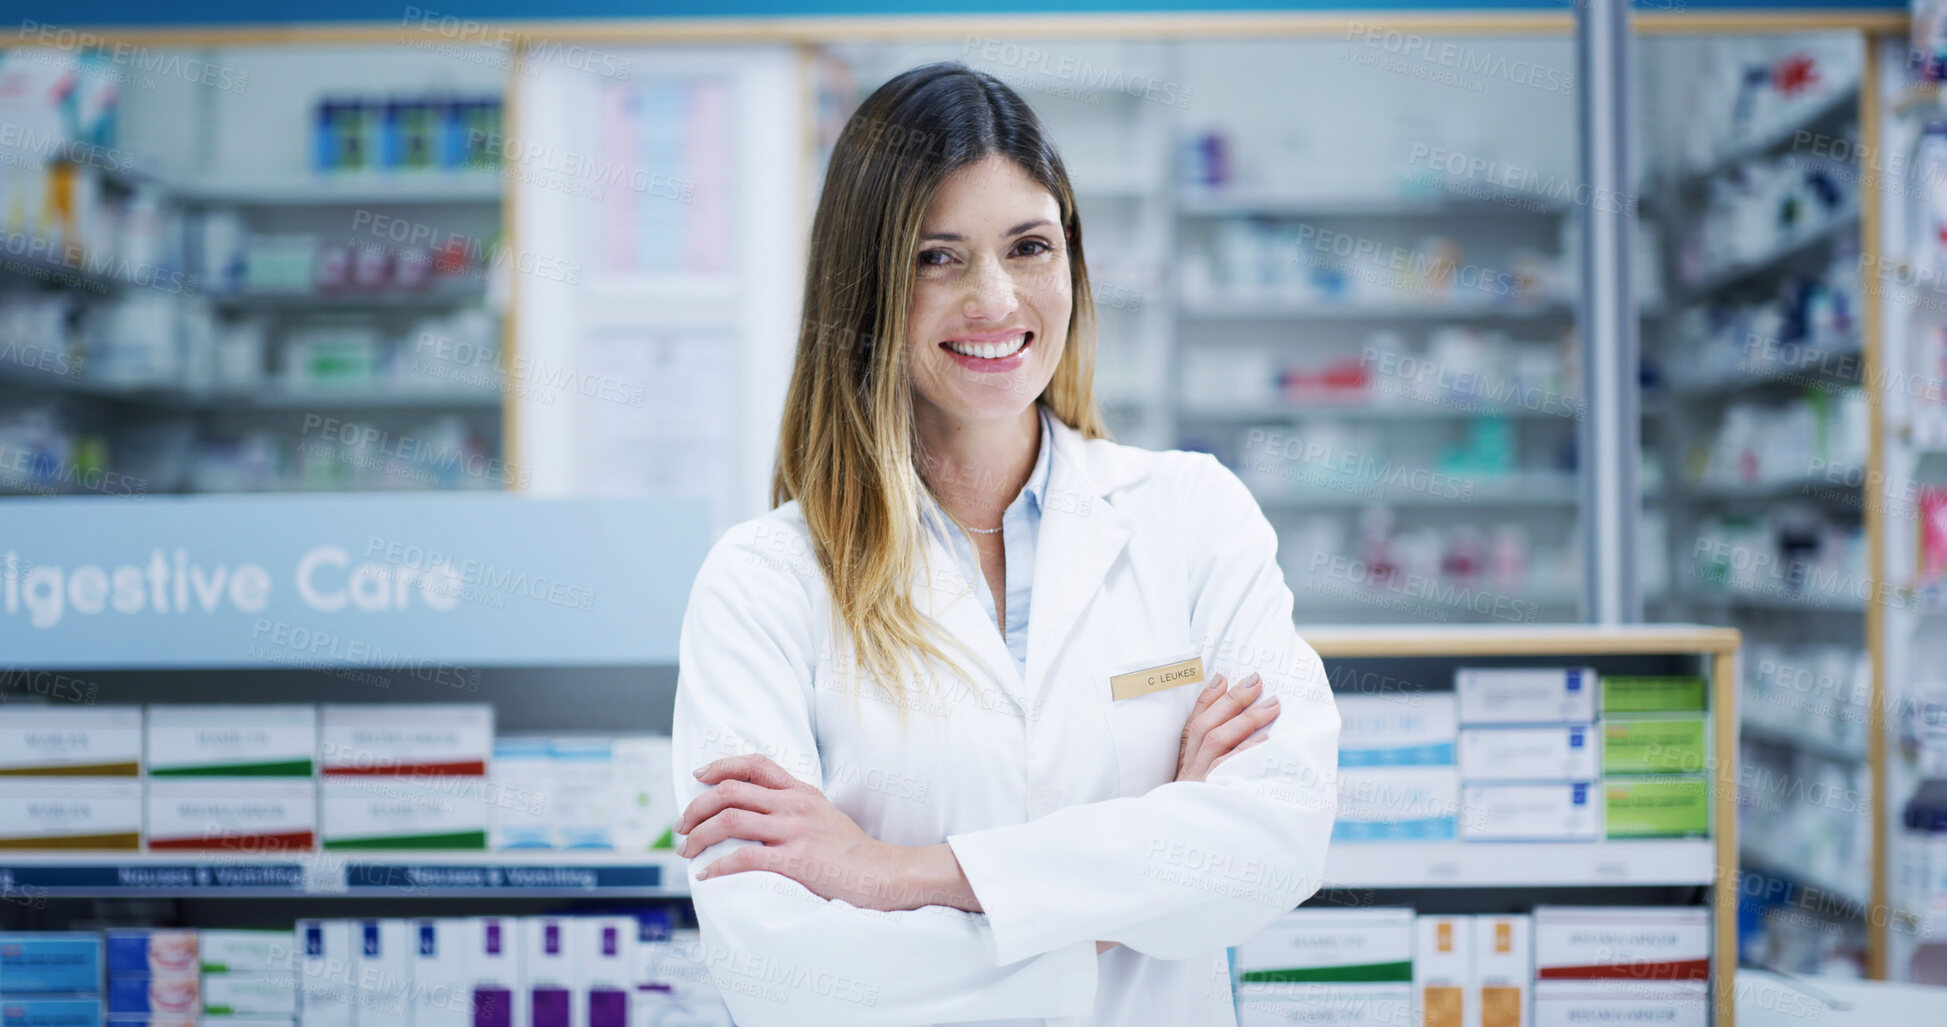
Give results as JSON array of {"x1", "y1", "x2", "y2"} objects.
[{"x1": 945, "y1": 332, "x2": 1028, "y2": 359}]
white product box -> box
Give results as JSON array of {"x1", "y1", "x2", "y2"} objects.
[
  {"x1": 1460, "y1": 783, "x2": 1601, "y2": 842},
  {"x1": 1237, "y1": 984, "x2": 1414, "y2": 1027},
  {"x1": 488, "y1": 740, "x2": 553, "y2": 851},
  {"x1": 321, "y1": 778, "x2": 489, "y2": 851},
  {"x1": 408, "y1": 920, "x2": 470, "y2": 1027},
  {"x1": 199, "y1": 932, "x2": 294, "y2": 976},
  {"x1": 1415, "y1": 916, "x2": 1472, "y2": 1027},
  {"x1": 612, "y1": 737, "x2": 675, "y2": 852},
  {"x1": 320, "y1": 705, "x2": 492, "y2": 778},
  {"x1": 629, "y1": 930, "x2": 729, "y2": 1027},
  {"x1": 145, "y1": 706, "x2": 316, "y2": 777},
  {"x1": 549, "y1": 740, "x2": 615, "y2": 850},
  {"x1": 0, "y1": 779, "x2": 141, "y2": 849},
  {"x1": 1473, "y1": 916, "x2": 1532, "y2": 1027},
  {"x1": 200, "y1": 977, "x2": 295, "y2": 1017},
  {"x1": 1336, "y1": 695, "x2": 1457, "y2": 768},
  {"x1": 1333, "y1": 767, "x2": 1462, "y2": 842},
  {"x1": 0, "y1": 706, "x2": 142, "y2": 775},
  {"x1": 107, "y1": 977, "x2": 199, "y2": 1016},
  {"x1": 0, "y1": 932, "x2": 104, "y2": 992},
  {"x1": 295, "y1": 921, "x2": 351, "y2": 1027},
  {"x1": 574, "y1": 920, "x2": 632, "y2": 1027},
  {"x1": 1532, "y1": 907, "x2": 1709, "y2": 982},
  {"x1": 146, "y1": 780, "x2": 317, "y2": 852},
  {"x1": 1234, "y1": 909, "x2": 1415, "y2": 979},
  {"x1": 465, "y1": 918, "x2": 524, "y2": 1027},
  {"x1": 106, "y1": 930, "x2": 200, "y2": 976},
  {"x1": 520, "y1": 919, "x2": 580, "y2": 1027},
  {"x1": 6, "y1": 998, "x2": 105, "y2": 1027},
  {"x1": 350, "y1": 921, "x2": 411, "y2": 1027},
  {"x1": 1455, "y1": 669, "x2": 1597, "y2": 725},
  {"x1": 1532, "y1": 980, "x2": 1707, "y2": 1027},
  {"x1": 1457, "y1": 726, "x2": 1599, "y2": 782}
]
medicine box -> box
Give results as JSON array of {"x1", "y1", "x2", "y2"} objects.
[
  {"x1": 1454, "y1": 669, "x2": 1596, "y2": 724},
  {"x1": 350, "y1": 920, "x2": 409, "y2": 1027},
  {"x1": 101, "y1": 1016, "x2": 191, "y2": 1027},
  {"x1": 1532, "y1": 907, "x2": 1709, "y2": 982},
  {"x1": 0, "y1": 998, "x2": 102, "y2": 1027},
  {"x1": 0, "y1": 706, "x2": 142, "y2": 776},
  {"x1": 145, "y1": 706, "x2": 315, "y2": 778},
  {"x1": 0, "y1": 934, "x2": 103, "y2": 993},
  {"x1": 1600, "y1": 676, "x2": 1706, "y2": 714},
  {"x1": 1532, "y1": 980, "x2": 1707, "y2": 1027},
  {"x1": 198, "y1": 976, "x2": 294, "y2": 1017},
  {"x1": 0, "y1": 781, "x2": 141, "y2": 850},
  {"x1": 1460, "y1": 783, "x2": 1600, "y2": 842},
  {"x1": 574, "y1": 920, "x2": 632, "y2": 1027},
  {"x1": 488, "y1": 740, "x2": 552, "y2": 851},
  {"x1": 1333, "y1": 767, "x2": 1461, "y2": 842},
  {"x1": 294, "y1": 921, "x2": 350, "y2": 1027},
  {"x1": 466, "y1": 918, "x2": 524, "y2": 1027},
  {"x1": 549, "y1": 740, "x2": 615, "y2": 851},
  {"x1": 1234, "y1": 909, "x2": 1414, "y2": 982},
  {"x1": 521, "y1": 919, "x2": 580, "y2": 1027},
  {"x1": 1473, "y1": 915, "x2": 1530, "y2": 1027},
  {"x1": 319, "y1": 704, "x2": 491, "y2": 777},
  {"x1": 1457, "y1": 726, "x2": 1598, "y2": 782},
  {"x1": 105, "y1": 978, "x2": 198, "y2": 1016},
  {"x1": 320, "y1": 777, "x2": 489, "y2": 850},
  {"x1": 629, "y1": 929, "x2": 731, "y2": 1027},
  {"x1": 1603, "y1": 777, "x2": 1710, "y2": 838},
  {"x1": 197, "y1": 933, "x2": 291, "y2": 976},
  {"x1": 146, "y1": 780, "x2": 317, "y2": 852},
  {"x1": 612, "y1": 736, "x2": 676, "y2": 851},
  {"x1": 407, "y1": 921, "x2": 468, "y2": 1027},
  {"x1": 1601, "y1": 717, "x2": 1708, "y2": 775},
  {"x1": 104, "y1": 932, "x2": 198, "y2": 977},
  {"x1": 1237, "y1": 984, "x2": 1414, "y2": 1027},
  {"x1": 1413, "y1": 916, "x2": 1470, "y2": 1027},
  {"x1": 1335, "y1": 695, "x2": 1457, "y2": 767}
]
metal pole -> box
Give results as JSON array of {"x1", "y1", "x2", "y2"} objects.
[{"x1": 1576, "y1": 0, "x2": 1641, "y2": 624}]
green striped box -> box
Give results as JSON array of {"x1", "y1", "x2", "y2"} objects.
[
  {"x1": 1234, "y1": 909, "x2": 1414, "y2": 984},
  {"x1": 1602, "y1": 716, "x2": 1709, "y2": 775},
  {"x1": 146, "y1": 705, "x2": 317, "y2": 777},
  {"x1": 321, "y1": 776, "x2": 489, "y2": 850},
  {"x1": 1600, "y1": 676, "x2": 1707, "y2": 714}
]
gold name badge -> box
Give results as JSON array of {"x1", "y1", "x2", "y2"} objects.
[{"x1": 1110, "y1": 654, "x2": 1205, "y2": 702}]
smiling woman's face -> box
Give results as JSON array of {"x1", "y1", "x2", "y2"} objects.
[{"x1": 905, "y1": 153, "x2": 1071, "y2": 428}]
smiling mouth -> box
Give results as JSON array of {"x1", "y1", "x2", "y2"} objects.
[{"x1": 942, "y1": 331, "x2": 1032, "y2": 360}]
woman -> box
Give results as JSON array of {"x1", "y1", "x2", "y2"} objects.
[{"x1": 669, "y1": 62, "x2": 1340, "y2": 1026}]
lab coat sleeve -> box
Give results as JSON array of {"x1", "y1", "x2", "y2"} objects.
[
  {"x1": 945, "y1": 453, "x2": 1341, "y2": 965},
  {"x1": 670, "y1": 525, "x2": 1101, "y2": 1026}
]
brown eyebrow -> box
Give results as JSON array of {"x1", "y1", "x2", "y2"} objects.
[{"x1": 921, "y1": 219, "x2": 1054, "y2": 243}]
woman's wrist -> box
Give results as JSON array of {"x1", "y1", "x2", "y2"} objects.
[{"x1": 888, "y1": 842, "x2": 984, "y2": 913}]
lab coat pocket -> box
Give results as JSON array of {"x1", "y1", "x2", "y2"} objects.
[{"x1": 1105, "y1": 645, "x2": 1203, "y2": 796}]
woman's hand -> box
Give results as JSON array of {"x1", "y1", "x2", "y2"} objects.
[
  {"x1": 677, "y1": 753, "x2": 911, "y2": 910},
  {"x1": 1175, "y1": 672, "x2": 1278, "y2": 782}
]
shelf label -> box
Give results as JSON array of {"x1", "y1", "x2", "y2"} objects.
[
  {"x1": 345, "y1": 863, "x2": 663, "y2": 892},
  {"x1": 0, "y1": 863, "x2": 306, "y2": 892}
]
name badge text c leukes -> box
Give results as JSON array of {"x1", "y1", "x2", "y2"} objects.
[{"x1": 1110, "y1": 653, "x2": 1205, "y2": 702}]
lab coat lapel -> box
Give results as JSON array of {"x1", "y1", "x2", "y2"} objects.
[
  {"x1": 1025, "y1": 417, "x2": 1137, "y2": 696},
  {"x1": 913, "y1": 509, "x2": 1025, "y2": 706}
]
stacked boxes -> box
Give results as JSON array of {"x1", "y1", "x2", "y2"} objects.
[
  {"x1": 0, "y1": 708, "x2": 143, "y2": 851},
  {"x1": 1457, "y1": 669, "x2": 1601, "y2": 842},
  {"x1": 1333, "y1": 696, "x2": 1461, "y2": 842},
  {"x1": 406, "y1": 922, "x2": 468, "y2": 1027},
  {"x1": 349, "y1": 921, "x2": 409, "y2": 1027},
  {"x1": 320, "y1": 706, "x2": 492, "y2": 851},
  {"x1": 198, "y1": 931, "x2": 294, "y2": 1027},
  {"x1": 105, "y1": 930, "x2": 197, "y2": 1024},
  {"x1": 1601, "y1": 678, "x2": 1711, "y2": 839},
  {"x1": 145, "y1": 707, "x2": 318, "y2": 852},
  {"x1": 464, "y1": 918, "x2": 521, "y2": 1027},
  {"x1": 294, "y1": 923, "x2": 350, "y2": 1027},
  {"x1": 1474, "y1": 915, "x2": 1532, "y2": 1027},
  {"x1": 1234, "y1": 910, "x2": 1414, "y2": 1027},
  {"x1": 1531, "y1": 907, "x2": 1709, "y2": 1027},
  {"x1": 0, "y1": 934, "x2": 104, "y2": 1027},
  {"x1": 628, "y1": 920, "x2": 731, "y2": 1027},
  {"x1": 487, "y1": 738, "x2": 677, "y2": 852}
]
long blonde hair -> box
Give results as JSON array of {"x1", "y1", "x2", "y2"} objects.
[{"x1": 772, "y1": 62, "x2": 1110, "y2": 721}]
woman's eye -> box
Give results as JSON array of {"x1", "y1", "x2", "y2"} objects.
[
  {"x1": 1014, "y1": 239, "x2": 1051, "y2": 257},
  {"x1": 918, "y1": 249, "x2": 954, "y2": 267}
]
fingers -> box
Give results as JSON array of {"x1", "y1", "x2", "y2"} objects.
[
  {"x1": 1188, "y1": 673, "x2": 1227, "y2": 721},
  {"x1": 1197, "y1": 692, "x2": 1281, "y2": 766},
  {"x1": 1211, "y1": 733, "x2": 1272, "y2": 771},
  {"x1": 696, "y1": 843, "x2": 779, "y2": 882},
  {"x1": 693, "y1": 753, "x2": 807, "y2": 791},
  {"x1": 676, "y1": 778, "x2": 785, "y2": 836},
  {"x1": 1184, "y1": 672, "x2": 1263, "y2": 742},
  {"x1": 680, "y1": 804, "x2": 792, "y2": 857}
]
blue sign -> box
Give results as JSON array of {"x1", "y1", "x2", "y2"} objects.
[{"x1": 0, "y1": 494, "x2": 710, "y2": 669}]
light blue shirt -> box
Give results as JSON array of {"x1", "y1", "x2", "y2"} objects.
[{"x1": 921, "y1": 404, "x2": 1054, "y2": 677}]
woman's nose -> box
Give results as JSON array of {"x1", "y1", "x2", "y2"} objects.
[{"x1": 961, "y1": 258, "x2": 1018, "y2": 321}]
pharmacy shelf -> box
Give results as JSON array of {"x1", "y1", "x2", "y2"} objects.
[
  {"x1": 210, "y1": 287, "x2": 490, "y2": 311},
  {"x1": 1737, "y1": 849, "x2": 1871, "y2": 912},
  {"x1": 1678, "y1": 586, "x2": 1868, "y2": 613},
  {"x1": 1256, "y1": 473, "x2": 1580, "y2": 509},
  {"x1": 1177, "y1": 298, "x2": 1576, "y2": 322},
  {"x1": 1180, "y1": 398, "x2": 1575, "y2": 421},
  {"x1": 1318, "y1": 840, "x2": 1715, "y2": 889},
  {"x1": 1673, "y1": 205, "x2": 1859, "y2": 304},
  {"x1": 1674, "y1": 84, "x2": 1860, "y2": 189},
  {"x1": 1647, "y1": 338, "x2": 1863, "y2": 403},
  {"x1": 1678, "y1": 474, "x2": 1863, "y2": 503},
  {"x1": 0, "y1": 850, "x2": 688, "y2": 898},
  {"x1": 1741, "y1": 720, "x2": 1868, "y2": 765},
  {"x1": 0, "y1": 247, "x2": 132, "y2": 294},
  {"x1": 1175, "y1": 190, "x2": 1569, "y2": 219},
  {"x1": 211, "y1": 383, "x2": 505, "y2": 410},
  {"x1": 177, "y1": 174, "x2": 504, "y2": 206}
]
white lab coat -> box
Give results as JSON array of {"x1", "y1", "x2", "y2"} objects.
[{"x1": 669, "y1": 413, "x2": 1341, "y2": 1026}]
